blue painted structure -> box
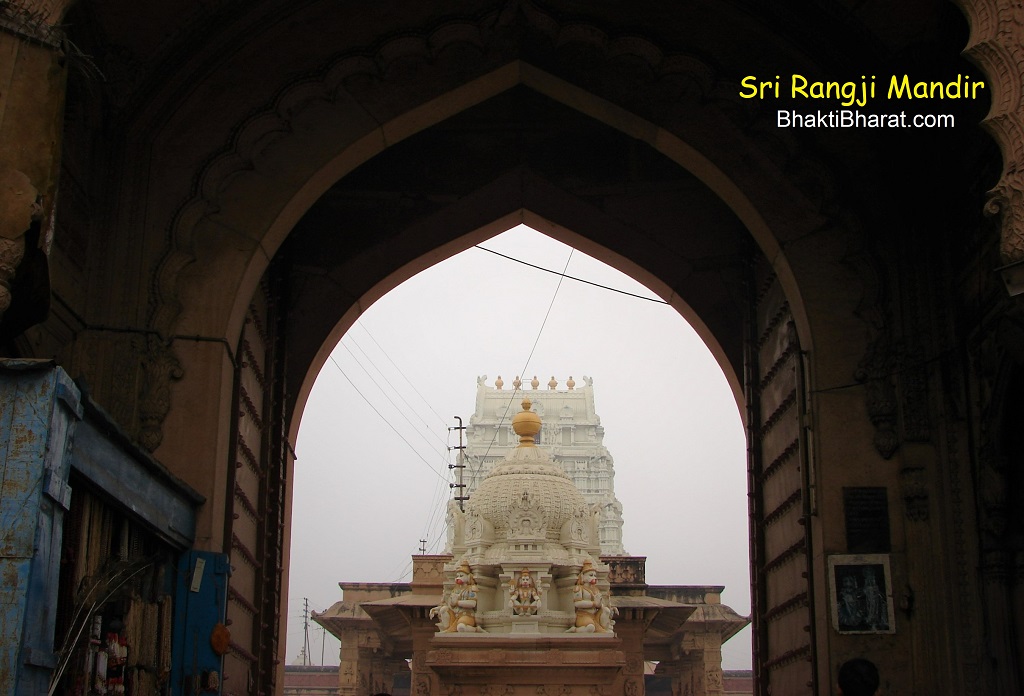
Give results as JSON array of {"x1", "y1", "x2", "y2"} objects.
[
  {"x1": 70, "y1": 393, "x2": 203, "y2": 550},
  {"x1": 0, "y1": 360, "x2": 81, "y2": 695},
  {"x1": 172, "y1": 551, "x2": 231, "y2": 695},
  {"x1": 0, "y1": 360, "x2": 210, "y2": 695}
]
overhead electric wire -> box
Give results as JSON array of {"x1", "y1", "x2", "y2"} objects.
[
  {"x1": 426, "y1": 517, "x2": 449, "y2": 552},
  {"x1": 341, "y1": 323, "x2": 456, "y2": 582},
  {"x1": 345, "y1": 334, "x2": 451, "y2": 451},
  {"x1": 356, "y1": 320, "x2": 451, "y2": 428},
  {"x1": 351, "y1": 242, "x2": 652, "y2": 553},
  {"x1": 346, "y1": 321, "x2": 458, "y2": 551},
  {"x1": 414, "y1": 429, "x2": 464, "y2": 579},
  {"x1": 380, "y1": 242, "x2": 581, "y2": 582},
  {"x1": 419, "y1": 443, "x2": 454, "y2": 551},
  {"x1": 386, "y1": 555, "x2": 414, "y2": 584},
  {"x1": 328, "y1": 355, "x2": 449, "y2": 482},
  {"x1": 390, "y1": 532, "x2": 449, "y2": 584},
  {"x1": 466, "y1": 248, "x2": 576, "y2": 484},
  {"x1": 421, "y1": 468, "x2": 451, "y2": 537},
  {"x1": 474, "y1": 244, "x2": 668, "y2": 304},
  {"x1": 339, "y1": 341, "x2": 449, "y2": 460}
]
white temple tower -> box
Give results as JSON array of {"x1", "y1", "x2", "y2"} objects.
[{"x1": 461, "y1": 375, "x2": 627, "y2": 555}]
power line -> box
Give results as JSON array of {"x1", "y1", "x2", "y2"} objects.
[
  {"x1": 328, "y1": 355, "x2": 450, "y2": 482},
  {"x1": 339, "y1": 340, "x2": 449, "y2": 457},
  {"x1": 467, "y1": 248, "x2": 576, "y2": 484},
  {"x1": 345, "y1": 333, "x2": 451, "y2": 449},
  {"x1": 474, "y1": 244, "x2": 667, "y2": 304},
  {"x1": 420, "y1": 434, "x2": 455, "y2": 546},
  {"x1": 345, "y1": 324, "x2": 458, "y2": 554},
  {"x1": 356, "y1": 320, "x2": 450, "y2": 427}
]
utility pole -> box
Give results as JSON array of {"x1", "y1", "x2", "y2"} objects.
[
  {"x1": 302, "y1": 597, "x2": 311, "y2": 666},
  {"x1": 419, "y1": 538, "x2": 427, "y2": 554},
  {"x1": 448, "y1": 416, "x2": 468, "y2": 511},
  {"x1": 319, "y1": 625, "x2": 326, "y2": 666}
]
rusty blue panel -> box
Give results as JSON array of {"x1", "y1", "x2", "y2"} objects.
[
  {"x1": 0, "y1": 361, "x2": 80, "y2": 696},
  {"x1": 71, "y1": 415, "x2": 202, "y2": 549},
  {"x1": 171, "y1": 551, "x2": 230, "y2": 695}
]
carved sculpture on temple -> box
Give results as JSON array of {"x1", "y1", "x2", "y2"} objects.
[
  {"x1": 430, "y1": 560, "x2": 483, "y2": 632},
  {"x1": 567, "y1": 560, "x2": 617, "y2": 633},
  {"x1": 509, "y1": 569, "x2": 542, "y2": 615}
]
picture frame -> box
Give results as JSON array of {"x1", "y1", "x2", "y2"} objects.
[{"x1": 828, "y1": 553, "x2": 895, "y2": 634}]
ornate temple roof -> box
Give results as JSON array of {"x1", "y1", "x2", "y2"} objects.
[{"x1": 454, "y1": 397, "x2": 601, "y2": 564}]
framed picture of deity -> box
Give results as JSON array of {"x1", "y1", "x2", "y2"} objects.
[{"x1": 827, "y1": 554, "x2": 895, "y2": 634}]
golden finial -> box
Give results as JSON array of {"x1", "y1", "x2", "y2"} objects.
[
  {"x1": 548, "y1": 376, "x2": 557, "y2": 390},
  {"x1": 513, "y1": 375, "x2": 522, "y2": 389},
  {"x1": 511, "y1": 397, "x2": 542, "y2": 446},
  {"x1": 495, "y1": 375, "x2": 503, "y2": 389},
  {"x1": 530, "y1": 375, "x2": 539, "y2": 389},
  {"x1": 567, "y1": 376, "x2": 575, "y2": 390}
]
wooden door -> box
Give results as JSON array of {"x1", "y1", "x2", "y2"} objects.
[
  {"x1": 223, "y1": 263, "x2": 291, "y2": 696},
  {"x1": 747, "y1": 264, "x2": 817, "y2": 695}
]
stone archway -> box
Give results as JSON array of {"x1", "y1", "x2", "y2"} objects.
[
  {"x1": 125, "y1": 12, "x2": 872, "y2": 688},
  {"x1": 150, "y1": 57, "x2": 835, "y2": 493},
  {"x1": 76, "y1": 9, "x2": 848, "y2": 680},
  {"x1": 151, "y1": 57, "x2": 822, "y2": 405},
  {"x1": 197, "y1": 72, "x2": 832, "y2": 691},
  {"x1": 142, "y1": 32, "x2": 845, "y2": 624},
  {"x1": 5, "y1": 1, "x2": 1018, "y2": 693}
]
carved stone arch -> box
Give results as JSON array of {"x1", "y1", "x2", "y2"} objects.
[
  {"x1": 147, "y1": 1, "x2": 845, "y2": 356},
  {"x1": 278, "y1": 174, "x2": 742, "y2": 438},
  {"x1": 141, "y1": 27, "x2": 871, "y2": 645}
]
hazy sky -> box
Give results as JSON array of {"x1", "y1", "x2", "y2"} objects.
[{"x1": 285, "y1": 225, "x2": 751, "y2": 669}]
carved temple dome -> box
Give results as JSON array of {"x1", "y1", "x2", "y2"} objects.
[{"x1": 464, "y1": 398, "x2": 591, "y2": 555}]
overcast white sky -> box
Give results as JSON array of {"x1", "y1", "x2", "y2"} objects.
[{"x1": 285, "y1": 225, "x2": 751, "y2": 669}]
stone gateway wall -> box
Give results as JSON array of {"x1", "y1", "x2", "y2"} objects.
[{"x1": 0, "y1": 1, "x2": 1021, "y2": 694}]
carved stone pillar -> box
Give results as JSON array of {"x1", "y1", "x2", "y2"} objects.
[
  {"x1": 700, "y1": 634, "x2": 724, "y2": 696},
  {"x1": 338, "y1": 624, "x2": 361, "y2": 696},
  {"x1": 357, "y1": 645, "x2": 376, "y2": 696},
  {"x1": 662, "y1": 630, "x2": 726, "y2": 696},
  {"x1": 616, "y1": 622, "x2": 647, "y2": 696},
  {"x1": 347, "y1": 627, "x2": 387, "y2": 696},
  {"x1": 411, "y1": 618, "x2": 440, "y2": 696}
]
